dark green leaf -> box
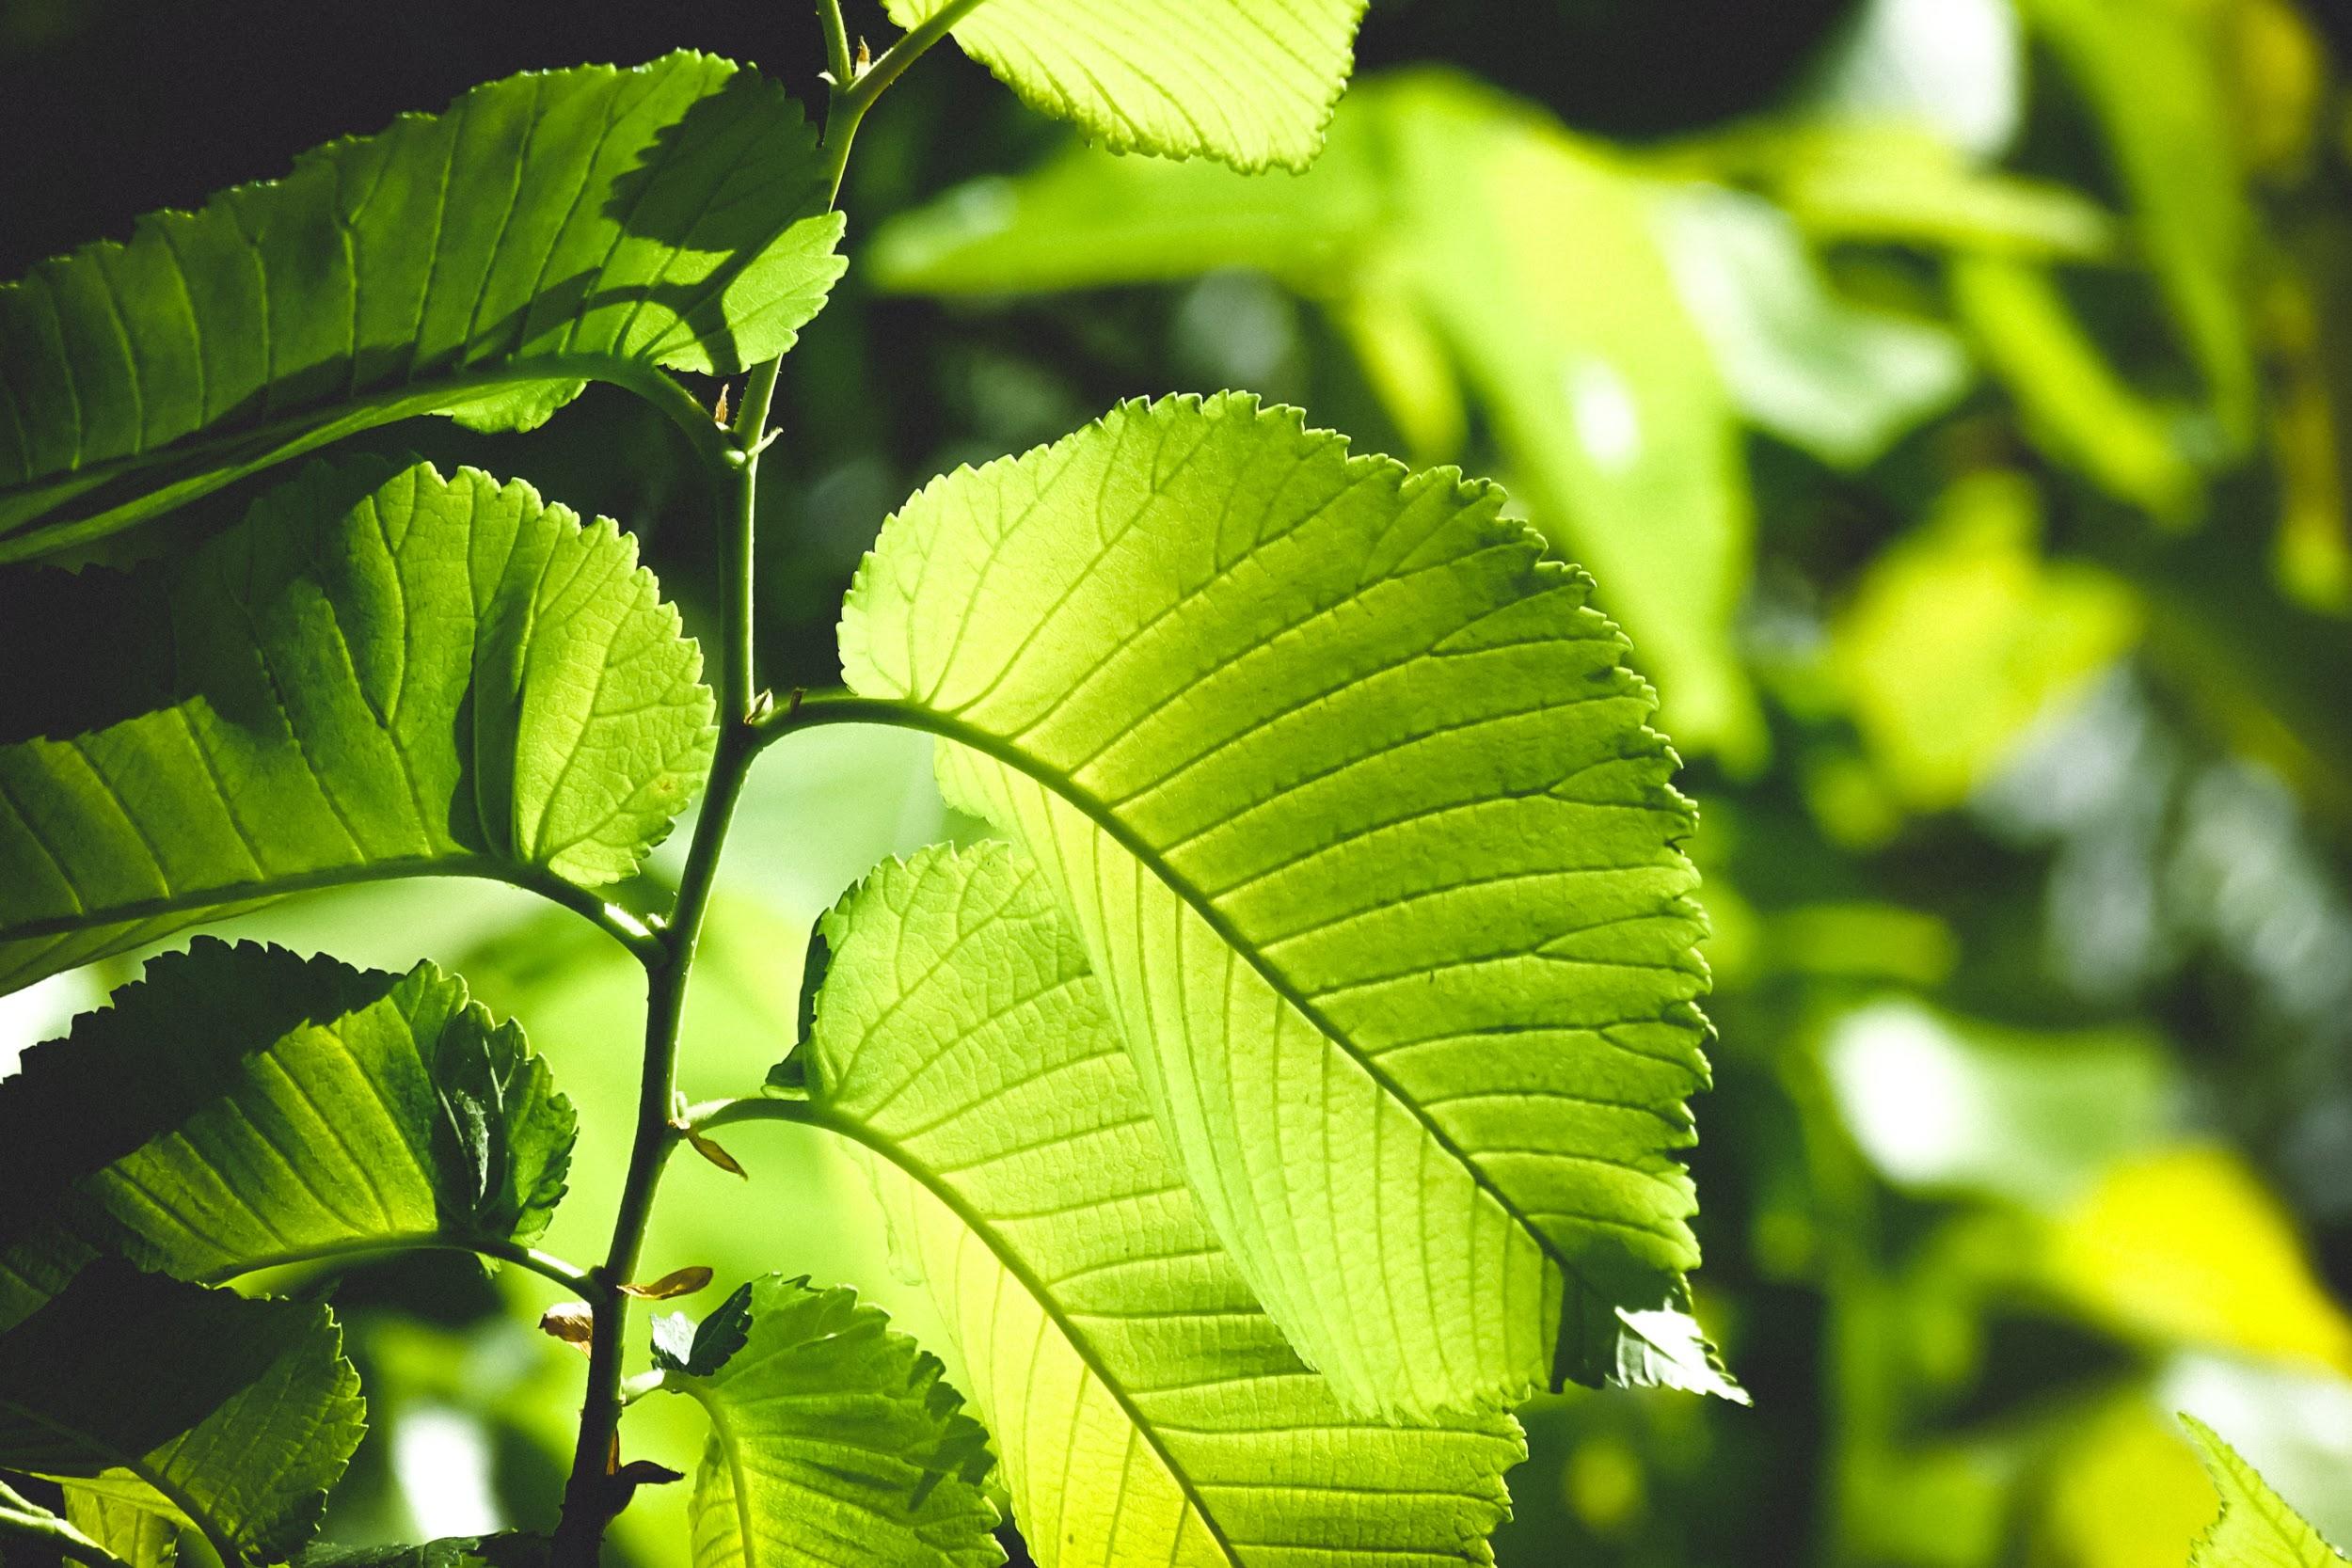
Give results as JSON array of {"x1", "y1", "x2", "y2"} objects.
[
  {"x1": 0, "y1": 53, "x2": 845, "y2": 561},
  {"x1": 0, "y1": 940, "x2": 571, "y2": 1327},
  {"x1": 0, "y1": 1261, "x2": 363, "y2": 1566},
  {"x1": 649, "y1": 1281, "x2": 753, "y2": 1378},
  {"x1": 0, "y1": 456, "x2": 716, "y2": 995}
]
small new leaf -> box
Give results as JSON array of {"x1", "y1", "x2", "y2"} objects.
[
  {"x1": 650, "y1": 1283, "x2": 753, "y2": 1378},
  {"x1": 658, "y1": 1276, "x2": 1000, "y2": 1568},
  {"x1": 621, "y1": 1267, "x2": 715, "y2": 1302},
  {"x1": 539, "y1": 1304, "x2": 596, "y2": 1354}
]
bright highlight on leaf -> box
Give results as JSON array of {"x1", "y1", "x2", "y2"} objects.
[
  {"x1": 295, "y1": 1536, "x2": 550, "y2": 1568},
  {"x1": 0, "y1": 1260, "x2": 364, "y2": 1567},
  {"x1": 0, "y1": 52, "x2": 847, "y2": 561},
  {"x1": 0, "y1": 456, "x2": 716, "y2": 995},
  {"x1": 2183, "y1": 1415, "x2": 2348, "y2": 1568},
  {"x1": 796, "y1": 842, "x2": 1526, "y2": 1567},
  {"x1": 653, "y1": 1275, "x2": 1002, "y2": 1568},
  {"x1": 841, "y1": 393, "x2": 1732, "y2": 1418},
  {"x1": 882, "y1": 0, "x2": 1367, "y2": 172},
  {"x1": 0, "y1": 939, "x2": 573, "y2": 1327}
]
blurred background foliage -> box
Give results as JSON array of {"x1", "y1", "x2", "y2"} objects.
[{"x1": 4, "y1": 0, "x2": 2351, "y2": 1562}]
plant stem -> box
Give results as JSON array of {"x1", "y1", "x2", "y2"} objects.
[
  {"x1": 0, "y1": 1484, "x2": 137, "y2": 1568},
  {"x1": 817, "y1": 0, "x2": 990, "y2": 200},
  {"x1": 550, "y1": 364, "x2": 778, "y2": 1567},
  {"x1": 816, "y1": 0, "x2": 856, "y2": 88}
]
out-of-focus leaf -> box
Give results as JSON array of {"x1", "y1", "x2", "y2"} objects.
[
  {"x1": 1833, "y1": 469, "x2": 2143, "y2": 809},
  {"x1": 1820, "y1": 998, "x2": 2172, "y2": 1207},
  {"x1": 1796, "y1": 0, "x2": 2023, "y2": 158},
  {"x1": 0, "y1": 457, "x2": 716, "y2": 995},
  {"x1": 654, "y1": 1275, "x2": 1002, "y2": 1568},
  {"x1": 1951, "y1": 256, "x2": 2201, "y2": 522},
  {"x1": 2183, "y1": 1414, "x2": 2348, "y2": 1566},
  {"x1": 881, "y1": 0, "x2": 1367, "y2": 172},
  {"x1": 1730, "y1": 124, "x2": 2119, "y2": 261},
  {"x1": 843, "y1": 393, "x2": 1735, "y2": 1415},
  {"x1": 0, "y1": 54, "x2": 846, "y2": 561},
  {"x1": 1658, "y1": 184, "x2": 1969, "y2": 467},
  {"x1": 2042, "y1": 1147, "x2": 2352, "y2": 1375},
  {"x1": 870, "y1": 72, "x2": 1763, "y2": 758},
  {"x1": 0, "y1": 1260, "x2": 364, "y2": 1566},
  {"x1": 296, "y1": 1536, "x2": 550, "y2": 1568},
  {"x1": 2035, "y1": 1393, "x2": 2219, "y2": 1568},
  {"x1": 798, "y1": 843, "x2": 1526, "y2": 1567},
  {"x1": 2023, "y1": 0, "x2": 2258, "y2": 448},
  {"x1": 0, "y1": 940, "x2": 571, "y2": 1328}
]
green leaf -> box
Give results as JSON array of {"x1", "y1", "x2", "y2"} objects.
[
  {"x1": 0, "y1": 1260, "x2": 364, "y2": 1566},
  {"x1": 654, "y1": 1275, "x2": 1002, "y2": 1568},
  {"x1": 800, "y1": 842, "x2": 1525, "y2": 1566},
  {"x1": 0, "y1": 939, "x2": 571, "y2": 1327},
  {"x1": 2021, "y1": 0, "x2": 2257, "y2": 450},
  {"x1": 295, "y1": 1535, "x2": 549, "y2": 1568},
  {"x1": 2184, "y1": 1415, "x2": 2349, "y2": 1567},
  {"x1": 650, "y1": 1281, "x2": 752, "y2": 1377},
  {"x1": 838, "y1": 393, "x2": 1735, "y2": 1418},
  {"x1": 881, "y1": 0, "x2": 1366, "y2": 172},
  {"x1": 66, "y1": 1486, "x2": 183, "y2": 1568},
  {"x1": 1657, "y1": 184, "x2": 1969, "y2": 469},
  {"x1": 868, "y1": 74, "x2": 1761, "y2": 757},
  {"x1": 0, "y1": 456, "x2": 716, "y2": 995},
  {"x1": 0, "y1": 52, "x2": 845, "y2": 562}
]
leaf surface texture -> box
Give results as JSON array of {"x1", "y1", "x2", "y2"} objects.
[
  {"x1": 0, "y1": 457, "x2": 715, "y2": 994},
  {"x1": 841, "y1": 393, "x2": 1729, "y2": 1417},
  {"x1": 881, "y1": 0, "x2": 1365, "y2": 172},
  {"x1": 2184, "y1": 1416, "x2": 2349, "y2": 1568},
  {"x1": 0, "y1": 52, "x2": 845, "y2": 559},
  {"x1": 659, "y1": 1275, "x2": 1002, "y2": 1568},
  {"x1": 800, "y1": 842, "x2": 1524, "y2": 1565},
  {"x1": 0, "y1": 939, "x2": 572, "y2": 1326},
  {"x1": 0, "y1": 1261, "x2": 363, "y2": 1564}
]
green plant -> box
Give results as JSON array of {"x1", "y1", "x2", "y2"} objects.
[{"x1": 0, "y1": 7, "x2": 1751, "y2": 1567}]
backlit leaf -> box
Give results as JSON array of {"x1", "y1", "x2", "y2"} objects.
[
  {"x1": 2184, "y1": 1415, "x2": 2348, "y2": 1568},
  {"x1": 0, "y1": 940, "x2": 571, "y2": 1326},
  {"x1": 0, "y1": 52, "x2": 845, "y2": 561},
  {"x1": 880, "y1": 0, "x2": 1367, "y2": 172},
  {"x1": 798, "y1": 842, "x2": 1525, "y2": 1566},
  {"x1": 654, "y1": 1275, "x2": 1001, "y2": 1568},
  {"x1": 0, "y1": 456, "x2": 716, "y2": 995},
  {"x1": 839, "y1": 392, "x2": 1735, "y2": 1417}
]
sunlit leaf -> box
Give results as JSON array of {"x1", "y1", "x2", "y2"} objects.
[
  {"x1": 0, "y1": 940, "x2": 571, "y2": 1326},
  {"x1": 2184, "y1": 1415, "x2": 2349, "y2": 1567},
  {"x1": 880, "y1": 0, "x2": 1367, "y2": 172},
  {"x1": 654, "y1": 1275, "x2": 1002, "y2": 1568},
  {"x1": 0, "y1": 53, "x2": 845, "y2": 561},
  {"x1": 798, "y1": 843, "x2": 1525, "y2": 1566},
  {"x1": 0, "y1": 456, "x2": 716, "y2": 995},
  {"x1": 841, "y1": 392, "x2": 1735, "y2": 1417},
  {"x1": 0, "y1": 1260, "x2": 364, "y2": 1566},
  {"x1": 868, "y1": 73, "x2": 1762, "y2": 757}
]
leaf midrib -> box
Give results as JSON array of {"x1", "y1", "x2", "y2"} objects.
[
  {"x1": 0, "y1": 355, "x2": 719, "y2": 564},
  {"x1": 795, "y1": 692, "x2": 1634, "y2": 1366},
  {"x1": 808, "y1": 1101, "x2": 1247, "y2": 1568}
]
